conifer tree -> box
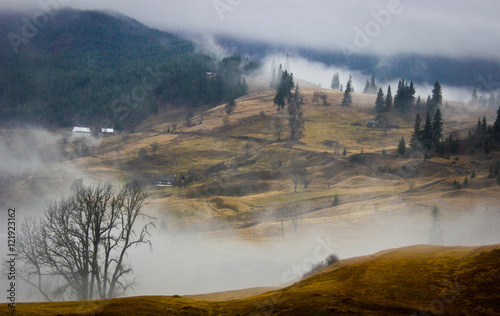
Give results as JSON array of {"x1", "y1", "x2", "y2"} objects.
[
  {"x1": 410, "y1": 113, "x2": 423, "y2": 150},
  {"x1": 471, "y1": 88, "x2": 479, "y2": 104},
  {"x1": 341, "y1": 75, "x2": 353, "y2": 106},
  {"x1": 375, "y1": 88, "x2": 385, "y2": 113},
  {"x1": 394, "y1": 78, "x2": 415, "y2": 113},
  {"x1": 273, "y1": 70, "x2": 294, "y2": 113},
  {"x1": 429, "y1": 81, "x2": 442, "y2": 115},
  {"x1": 332, "y1": 195, "x2": 340, "y2": 206},
  {"x1": 430, "y1": 206, "x2": 443, "y2": 245},
  {"x1": 287, "y1": 83, "x2": 304, "y2": 141},
  {"x1": 488, "y1": 93, "x2": 496, "y2": 107},
  {"x1": 363, "y1": 80, "x2": 370, "y2": 94},
  {"x1": 426, "y1": 95, "x2": 431, "y2": 110},
  {"x1": 385, "y1": 85, "x2": 392, "y2": 109},
  {"x1": 370, "y1": 74, "x2": 377, "y2": 93},
  {"x1": 494, "y1": 105, "x2": 500, "y2": 134},
  {"x1": 398, "y1": 136, "x2": 406, "y2": 156},
  {"x1": 330, "y1": 72, "x2": 340, "y2": 90},
  {"x1": 421, "y1": 112, "x2": 433, "y2": 151},
  {"x1": 432, "y1": 109, "x2": 443, "y2": 143},
  {"x1": 416, "y1": 95, "x2": 422, "y2": 109}
]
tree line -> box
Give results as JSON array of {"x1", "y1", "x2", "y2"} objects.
[{"x1": 0, "y1": 10, "x2": 256, "y2": 130}]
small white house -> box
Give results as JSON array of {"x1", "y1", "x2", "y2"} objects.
[
  {"x1": 366, "y1": 121, "x2": 380, "y2": 128},
  {"x1": 101, "y1": 128, "x2": 114, "y2": 134},
  {"x1": 72, "y1": 127, "x2": 91, "y2": 137}
]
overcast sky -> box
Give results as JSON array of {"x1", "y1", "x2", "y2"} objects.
[{"x1": 2, "y1": 0, "x2": 500, "y2": 60}]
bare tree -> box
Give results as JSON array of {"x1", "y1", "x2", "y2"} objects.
[
  {"x1": 272, "y1": 116, "x2": 285, "y2": 142},
  {"x1": 288, "y1": 84, "x2": 304, "y2": 141},
  {"x1": 429, "y1": 205, "x2": 443, "y2": 245},
  {"x1": 277, "y1": 209, "x2": 287, "y2": 238},
  {"x1": 18, "y1": 180, "x2": 154, "y2": 301},
  {"x1": 225, "y1": 98, "x2": 236, "y2": 115},
  {"x1": 150, "y1": 142, "x2": 159, "y2": 155},
  {"x1": 289, "y1": 157, "x2": 307, "y2": 193},
  {"x1": 320, "y1": 93, "x2": 328, "y2": 106},
  {"x1": 290, "y1": 204, "x2": 301, "y2": 235}
]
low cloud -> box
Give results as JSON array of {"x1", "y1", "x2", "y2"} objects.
[{"x1": 3, "y1": 0, "x2": 500, "y2": 60}]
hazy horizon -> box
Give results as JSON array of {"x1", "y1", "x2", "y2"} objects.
[{"x1": 2, "y1": 0, "x2": 500, "y2": 61}]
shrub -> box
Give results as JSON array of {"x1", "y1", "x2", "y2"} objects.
[
  {"x1": 332, "y1": 195, "x2": 340, "y2": 207},
  {"x1": 210, "y1": 197, "x2": 239, "y2": 212},
  {"x1": 325, "y1": 253, "x2": 340, "y2": 265},
  {"x1": 303, "y1": 253, "x2": 340, "y2": 279},
  {"x1": 302, "y1": 261, "x2": 326, "y2": 278}
]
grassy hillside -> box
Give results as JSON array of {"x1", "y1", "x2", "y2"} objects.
[
  {"x1": 1, "y1": 81, "x2": 499, "y2": 314},
  {"x1": 76, "y1": 82, "x2": 500, "y2": 236},
  {"x1": 2, "y1": 244, "x2": 499, "y2": 315},
  {"x1": 2, "y1": 83, "x2": 499, "y2": 237}
]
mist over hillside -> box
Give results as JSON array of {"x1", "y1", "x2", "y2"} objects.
[
  {"x1": 1, "y1": 4, "x2": 500, "y2": 314},
  {"x1": 210, "y1": 35, "x2": 500, "y2": 92}
]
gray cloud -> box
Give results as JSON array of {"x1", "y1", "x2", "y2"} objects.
[{"x1": 2, "y1": 0, "x2": 500, "y2": 60}]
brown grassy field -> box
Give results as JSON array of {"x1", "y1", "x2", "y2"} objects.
[
  {"x1": 1, "y1": 82, "x2": 500, "y2": 315},
  {"x1": 2, "y1": 244, "x2": 499, "y2": 315}
]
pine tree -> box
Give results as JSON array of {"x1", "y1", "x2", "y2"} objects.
[
  {"x1": 484, "y1": 139, "x2": 491, "y2": 154},
  {"x1": 385, "y1": 85, "x2": 392, "y2": 109},
  {"x1": 341, "y1": 75, "x2": 353, "y2": 106},
  {"x1": 410, "y1": 113, "x2": 423, "y2": 150},
  {"x1": 432, "y1": 109, "x2": 443, "y2": 144},
  {"x1": 332, "y1": 195, "x2": 340, "y2": 206},
  {"x1": 363, "y1": 80, "x2": 370, "y2": 94},
  {"x1": 471, "y1": 88, "x2": 479, "y2": 104},
  {"x1": 370, "y1": 74, "x2": 377, "y2": 93},
  {"x1": 270, "y1": 67, "x2": 277, "y2": 88},
  {"x1": 494, "y1": 105, "x2": 500, "y2": 134},
  {"x1": 398, "y1": 136, "x2": 406, "y2": 156},
  {"x1": 394, "y1": 78, "x2": 415, "y2": 113},
  {"x1": 375, "y1": 88, "x2": 385, "y2": 113},
  {"x1": 421, "y1": 112, "x2": 433, "y2": 151},
  {"x1": 430, "y1": 206, "x2": 443, "y2": 245},
  {"x1": 287, "y1": 83, "x2": 304, "y2": 141},
  {"x1": 273, "y1": 70, "x2": 294, "y2": 113},
  {"x1": 330, "y1": 72, "x2": 340, "y2": 90},
  {"x1": 241, "y1": 77, "x2": 248, "y2": 94},
  {"x1": 476, "y1": 118, "x2": 483, "y2": 135},
  {"x1": 415, "y1": 95, "x2": 422, "y2": 109},
  {"x1": 488, "y1": 93, "x2": 496, "y2": 107},
  {"x1": 426, "y1": 95, "x2": 432, "y2": 110},
  {"x1": 409, "y1": 81, "x2": 416, "y2": 104}
]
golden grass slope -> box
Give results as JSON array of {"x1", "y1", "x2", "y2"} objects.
[{"x1": 3, "y1": 244, "x2": 499, "y2": 315}]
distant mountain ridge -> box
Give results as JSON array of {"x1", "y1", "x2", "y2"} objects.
[{"x1": 214, "y1": 35, "x2": 500, "y2": 90}]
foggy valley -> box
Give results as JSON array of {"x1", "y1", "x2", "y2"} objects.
[{"x1": 1, "y1": 1, "x2": 500, "y2": 315}]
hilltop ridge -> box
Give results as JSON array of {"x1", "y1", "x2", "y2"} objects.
[{"x1": 2, "y1": 244, "x2": 499, "y2": 315}]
